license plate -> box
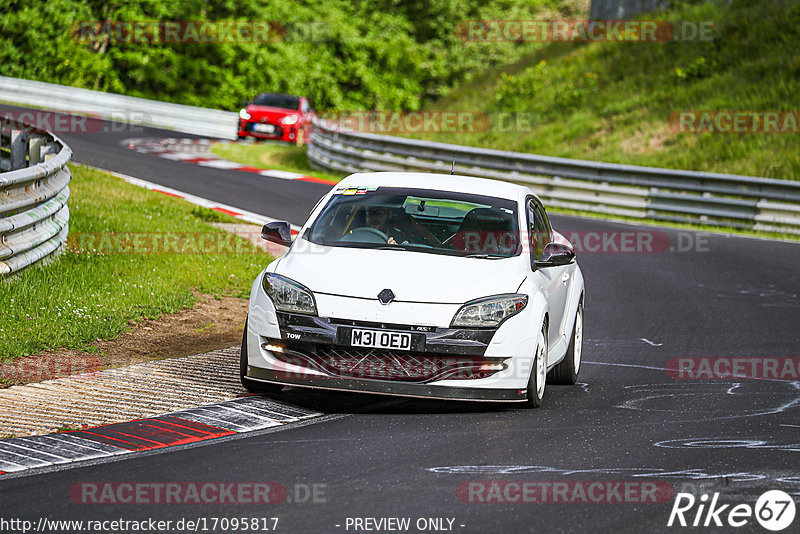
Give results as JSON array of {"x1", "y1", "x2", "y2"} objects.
[
  {"x1": 253, "y1": 123, "x2": 275, "y2": 133},
  {"x1": 351, "y1": 329, "x2": 412, "y2": 350}
]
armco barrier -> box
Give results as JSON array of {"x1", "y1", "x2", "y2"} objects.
[
  {"x1": 0, "y1": 76, "x2": 238, "y2": 140},
  {"x1": 0, "y1": 116, "x2": 72, "y2": 276},
  {"x1": 307, "y1": 119, "x2": 800, "y2": 235}
]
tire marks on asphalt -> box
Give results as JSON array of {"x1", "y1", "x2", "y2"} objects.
[{"x1": 123, "y1": 137, "x2": 330, "y2": 184}]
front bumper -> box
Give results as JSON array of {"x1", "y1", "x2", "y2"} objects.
[
  {"x1": 239, "y1": 120, "x2": 285, "y2": 139},
  {"x1": 245, "y1": 311, "x2": 534, "y2": 402},
  {"x1": 238, "y1": 120, "x2": 302, "y2": 142},
  {"x1": 246, "y1": 274, "x2": 539, "y2": 401}
]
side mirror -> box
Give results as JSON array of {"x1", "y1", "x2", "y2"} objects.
[
  {"x1": 261, "y1": 221, "x2": 293, "y2": 247},
  {"x1": 535, "y1": 242, "x2": 575, "y2": 267}
]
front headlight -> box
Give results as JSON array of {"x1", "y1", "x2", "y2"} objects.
[
  {"x1": 262, "y1": 273, "x2": 317, "y2": 315},
  {"x1": 239, "y1": 108, "x2": 251, "y2": 120},
  {"x1": 280, "y1": 114, "x2": 299, "y2": 125},
  {"x1": 451, "y1": 294, "x2": 528, "y2": 328}
]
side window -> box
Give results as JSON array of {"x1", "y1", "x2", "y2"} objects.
[
  {"x1": 535, "y1": 199, "x2": 552, "y2": 242},
  {"x1": 527, "y1": 198, "x2": 551, "y2": 262}
]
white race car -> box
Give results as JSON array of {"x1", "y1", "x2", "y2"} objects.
[{"x1": 242, "y1": 172, "x2": 584, "y2": 407}]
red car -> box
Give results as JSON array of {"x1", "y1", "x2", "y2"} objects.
[{"x1": 237, "y1": 93, "x2": 315, "y2": 145}]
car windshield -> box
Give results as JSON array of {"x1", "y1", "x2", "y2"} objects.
[
  {"x1": 252, "y1": 93, "x2": 300, "y2": 109},
  {"x1": 305, "y1": 187, "x2": 520, "y2": 258}
]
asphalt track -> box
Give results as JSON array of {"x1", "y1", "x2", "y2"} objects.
[{"x1": 1, "y1": 106, "x2": 799, "y2": 533}]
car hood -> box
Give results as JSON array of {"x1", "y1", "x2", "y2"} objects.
[
  {"x1": 273, "y1": 244, "x2": 525, "y2": 304},
  {"x1": 246, "y1": 105, "x2": 298, "y2": 121}
]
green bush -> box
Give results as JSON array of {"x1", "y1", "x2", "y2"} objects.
[{"x1": 0, "y1": 0, "x2": 582, "y2": 111}]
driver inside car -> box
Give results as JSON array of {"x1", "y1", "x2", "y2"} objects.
[
  {"x1": 365, "y1": 206, "x2": 442, "y2": 247},
  {"x1": 365, "y1": 206, "x2": 400, "y2": 244}
]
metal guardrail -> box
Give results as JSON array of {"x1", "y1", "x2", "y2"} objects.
[
  {"x1": 0, "y1": 117, "x2": 72, "y2": 276},
  {"x1": 307, "y1": 119, "x2": 800, "y2": 235},
  {"x1": 0, "y1": 76, "x2": 238, "y2": 140}
]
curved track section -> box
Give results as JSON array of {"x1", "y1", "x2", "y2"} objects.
[
  {"x1": 1, "y1": 105, "x2": 799, "y2": 533},
  {"x1": 0, "y1": 106, "x2": 331, "y2": 225}
]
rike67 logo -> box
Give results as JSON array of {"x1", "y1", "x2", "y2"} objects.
[{"x1": 668, "y1": 490, "x2": 796, "y2": 531}]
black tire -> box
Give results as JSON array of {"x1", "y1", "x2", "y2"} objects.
[
  {"x1": 240, "y1": 319, "x2": 283, "y2": 394},
  {"x1": 547, "y1": 303, "x2": 583, "y2": 385},
  {"x1": 525, "y1": 323, "x2": 548, "y2": 408}
]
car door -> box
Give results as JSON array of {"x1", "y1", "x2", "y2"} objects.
[{"x1": 527, "y1": 198, "x2": 570, "y2": 356}]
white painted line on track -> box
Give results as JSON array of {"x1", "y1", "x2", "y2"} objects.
[{"x1": 91, "y1": 167, "x2": 304, "y2": 232}]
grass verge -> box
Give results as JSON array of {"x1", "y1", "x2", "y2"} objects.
[
  {"x1": 210, "y1": 141, "x2": 345, "y2": 184},
  {"x1": 415, "y1": 0, "x2": 800, "y2": 179},
  {"x1": 0, "y1": 164, "x2": 272, "y2": 360}
]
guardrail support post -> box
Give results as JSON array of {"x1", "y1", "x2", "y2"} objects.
[
  {"x1": 28, "y1": 137, "x2": 43, "y2": 166},
  {"x1": 10, "y1": 130, "x2": 26, "y2": 170}
]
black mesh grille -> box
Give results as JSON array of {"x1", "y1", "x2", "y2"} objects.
[{"x1": 274, "y1": 346, "x2": 501, "y2": 383}]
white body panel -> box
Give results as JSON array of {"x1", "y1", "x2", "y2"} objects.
[
  {"x1": 272, "y1": 245, "x2": 526, "y2": 304},
  {"x1": 246, "y1": 172, "x2": 585, "y2": 401}
]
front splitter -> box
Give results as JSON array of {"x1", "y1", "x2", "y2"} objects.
[{"x1": 247, "y1": 366, "x2": 527, "y2": 402}]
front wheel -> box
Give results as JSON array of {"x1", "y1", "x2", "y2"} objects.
[
  {"x1": 240, "y1": 318, "x2": 283, "y2": 394},
  {"x1": 548, "y1": 302, "x2": 583, "y2": 385},
  {"x1": 525, "y1": 323, "x2": 548, "y2": 408}
]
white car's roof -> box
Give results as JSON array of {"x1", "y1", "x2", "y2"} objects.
[{"x1": 337, "y1": 172, "x2": 533, "y2": 202}]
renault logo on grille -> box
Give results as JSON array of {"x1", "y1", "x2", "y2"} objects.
[{"x1": 378, "y1": 289, "x2": 395, "y2": 305}]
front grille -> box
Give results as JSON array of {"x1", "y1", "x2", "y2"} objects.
[{"x1": 274, "y1": 346, "x2": 503, "y2": 383}]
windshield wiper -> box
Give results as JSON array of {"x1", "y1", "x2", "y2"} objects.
[
  {"x1": 464, "y1": 253, "x2": 506, "y2": 259},
  {"x1": 375, "y1": 245, "x2": 415, "y2": 251}
]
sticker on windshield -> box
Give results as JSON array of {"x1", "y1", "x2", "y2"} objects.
[{"x1": 337, "y1": 186, "x2": 379, "y2": 196}]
